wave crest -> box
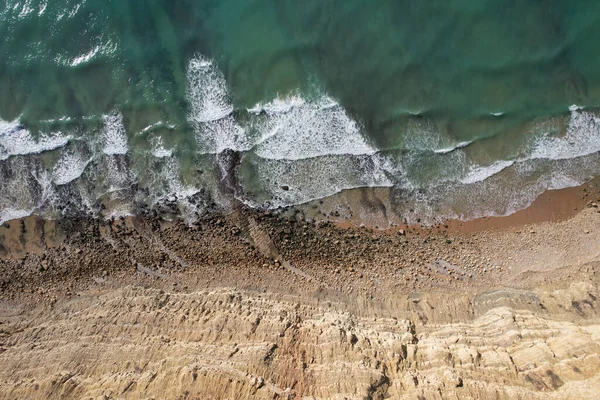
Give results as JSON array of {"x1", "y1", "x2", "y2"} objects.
[{"x1": 0, "y1": 118, "x2": 70, "y2": 160}]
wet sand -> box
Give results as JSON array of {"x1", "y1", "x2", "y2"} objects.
[
  {"x1": 446, "y1": 175, "x2": 600, "y2": 234},
  {"x1": 299, "y1": 176, "x2": 600, "y2": 235}
]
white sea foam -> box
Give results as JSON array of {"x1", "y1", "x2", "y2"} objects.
[
  {"x1": 38, "y1": 0, "x2": 47, "y2": 15},
  {"x1": 31, "y1": 167, "x2": 55, "y2": 205},
  {"x1": 0, "y1": 156, "x2": 39, "y2": 224},
  {"x1": 397, "y1": 108, "x2": 600, "y2": 224},
  {"x1": 103, "y1": 203, "x2": 134, "y2": 220},
  {"x1": 396, "y1": 107, "x2": 424, "y2": 116},
  {"x1": 158, "y1": 157, "x2": 200, "y2": 200},
  {"x1": 52, "y1": 149, "x2": 93, "y2": 185},
  {"x1": 245, "y1": 153, "x2": 394, "y2": 209},
  {"x1": 38, "y1": 116, "x2": 74, "y2": 124},
  {"x1": 67, "y1": 1, "x2": 84, "y2": 18},
  {"x1": 101, "y1": 112, "x2": 128, "y2": 155},
  {"x1": 187, "y1": 55, "x2": 234, "y2": 123},
  {"x1": 186, "y1": 55, "x2": 249, "y2": 153},
  {"x1": 54, "y1": 39, "x2": 117, "y2": 67},
  {"x1": 569, "y1": 104, "x2": 584, "y2": 112},
  {"x1": 144, "y1": 156, "x2": 204, "y2": 222},
  {"x1": 91, "y1": 149, "x2": 136, "y2": 212},
  {"x1": 0, "y1": 118, "x2": 70, "y2": 160},
  {"x1": 434, "y1": 140, "x2": 473, "y2": 154},
  {"x1": 0, "y1": 208, "x2": 34, "y2": 225},
  {"x1": 453, "y1": 108, "x2": 600, "y2": 189},
  {"x1": 460, "y1": 160, "x2": 515, "y2": 185},
  {"x1": 248, "y1": 94, "x2": 306, "y2": 114},
  {"x1": 530, "y1": 109, "x2": 600, "y2": 161},
  {"x1": 194, "y1": 115, "x2": 248, "y2": 154},
  {"x1": 150, "y1": 136, "x2": 173, "y2": 158},
  {"x1": 152, "y1": 147, "x2": 173, "y2": 158},
  {"x1": 458, "y1": 157, "x2": 595, "y2": 222},
  {"x1": 458, "y1": 109, "x2": 600, "y2": 186},
  {"x1": 186, "y1": 54, "x2": 377, "y2": 160},
  {"x1": 101, "y1": 155, "x2": 134, "y2": 193},
  {"x1": 252, "y1": 94, "x2": 377, "y2": 161},
  {"x1": 139, "y1": 121, "x2": 176, "y2": 135},
  {"x1": 55, "y1": 0, "x2": 85, "y2": 21},
  {"x1": 401, "y1": 118, "x2": 454, "y2": 152},
  {"x1": 70, "y1": 44, "x2": 100, "y2": 67},
  {"x1": 0, "y1": 157, "x2": 56, "y2": 225},
  {"x1": 17, "y1": 0, "x2": 35, "y2": 17}
]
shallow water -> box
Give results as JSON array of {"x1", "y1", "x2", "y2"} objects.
[{"x1": 2, "y1": 0, "x2": 600, "y2": 223}]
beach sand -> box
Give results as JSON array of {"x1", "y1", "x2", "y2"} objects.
[{"x1": 1, "y1": 180, "x2": 600, "y2": 399}]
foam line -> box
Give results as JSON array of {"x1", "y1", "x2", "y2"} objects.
[
  {"x1": 101, "y1": 112, "x2": 128, "y2": 155},
  {"x1": 0, "y1": 118, "x2": 70, "y2": 160},
  {"x1": 434, "y1": 140, "x2": 474, "y2": 154}
]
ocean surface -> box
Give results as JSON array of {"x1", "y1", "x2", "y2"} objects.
[{"x1": 2, "y1": 0, "x2": 600, "y2": 224}]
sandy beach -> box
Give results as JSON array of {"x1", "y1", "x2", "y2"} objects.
[{"x1": 0, "y1": 178, "x2": 599, "y2": 399}]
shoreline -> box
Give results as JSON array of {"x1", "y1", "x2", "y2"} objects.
[
  {"x1": 1, "y1": 176, "x2": 599, "y2": 300},
  {"x1": 296, "y1": 175, "x2": 600, "y2": 235},
  {"x1": 1, "y1": 170, "x2": 598, "y2": 239},
  {"x1": 446, "y1": 175, "x2": 600, "y2": 234}
]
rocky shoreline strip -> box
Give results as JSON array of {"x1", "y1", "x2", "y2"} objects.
[{"x1": 0, "y1": 204, "x2": 509, "y2": 304}]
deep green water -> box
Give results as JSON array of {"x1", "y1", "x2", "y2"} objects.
[{"x1": 2, "y1": 0, "x2": 600, "y2": 223}]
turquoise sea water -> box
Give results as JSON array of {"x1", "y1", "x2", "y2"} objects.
[{"x1": 2, "y1": 0, "x2": 600, "y2": 223}]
